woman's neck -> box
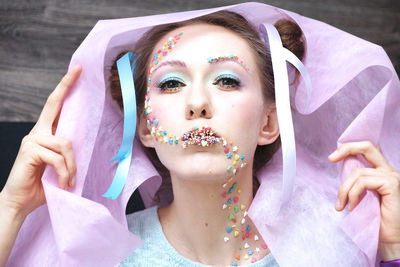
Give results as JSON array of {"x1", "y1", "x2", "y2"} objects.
[{"x1": 158, "y1": 166, "x2": 270, "y2": 266}]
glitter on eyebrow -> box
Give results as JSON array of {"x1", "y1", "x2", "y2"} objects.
[{"x1": 207, "y1": 55, "x2": 253, "y2": 76}]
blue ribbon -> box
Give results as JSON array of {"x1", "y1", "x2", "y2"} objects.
[{"x1": 103, "y1": 52, "x2": 137, "y2": 200}]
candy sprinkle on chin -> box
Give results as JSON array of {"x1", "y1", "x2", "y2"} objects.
[{"x1": 181, "y1": 126, "x2": 222, "y2": 148}]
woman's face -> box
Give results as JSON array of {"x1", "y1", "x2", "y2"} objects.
[{"x1": 140, "y1": 23, "x2": 276, "y2": 181}]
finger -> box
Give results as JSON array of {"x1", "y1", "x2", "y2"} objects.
[
  {"x1": 328, "y1": 141, "x2": 390, "y2": 169},
  {"x1": 335, "y1": 167, "x2": 379, "y2": 211},
  {"x1": 23, "y1": 141, "x2": 71, "y2": 190},
  {"x1": 35, "y1": 64, "x2": 82, "y2": 134},
  {"x1": 23, "y1": 135, "x2": 77, "y2": 187},
  {"x1": 347, "y1": 175, "x2": 384, "y2": 211}
]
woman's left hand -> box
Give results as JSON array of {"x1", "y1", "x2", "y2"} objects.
[{"x1": 328, "y1": 141, "x2": 400, "y2": 260}]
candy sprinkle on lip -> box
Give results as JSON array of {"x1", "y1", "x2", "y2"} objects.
[{"x1": 181, "y1": 126, "x2": 222, "y2": 148}]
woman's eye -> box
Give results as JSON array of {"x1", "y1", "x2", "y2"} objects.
[
  {"x1": 212, "y1": 76, "x2": 240, "y2": 90},
  {"x1": 158, "y1": 79, "x2": 186, "y2": 93}
]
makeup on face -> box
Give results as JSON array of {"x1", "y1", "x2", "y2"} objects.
[{"x1": 143, "y1": 30, "x2": 269, "y2": 266}]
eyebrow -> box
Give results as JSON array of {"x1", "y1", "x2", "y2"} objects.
[
  {"x1": 208, "y1": 56, "x2": 251, "y2": 74},
  {"x1": 150, "y1": 60, "x2": 187, "y2": 75},
  {"x1": 149, "y1": 57, "x2": 251, "y2": 75}
]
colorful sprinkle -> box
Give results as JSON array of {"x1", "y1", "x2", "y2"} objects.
[
  {"x1": 222, "y1": 204, "x2": 227, "y2": 210},
  {"x1": 224, "y1": 147, "x2": 229, "y2": 153},
  {"x1": 226, "y1": 152, "x2": 232, "y2": 159},
  {"x1": 233, "y1": 197, "x2": 239, "y2": 203},
  {"x1": 229, "y1": 214, "x2": 235, "y2": 220},
  {"x1": 224, "y1": 237, "x2": 230, "y2": 242},
  {"x1": 244, "y1": 254, "x2": 249, "y2": 260},
  {"x1": 181, "y1": 126, "x2": 221, "y2": 148},
  {"x1": 227, "y1": 166, "x2": 232, "y2": 172},
  {"x1": 244, "y1": 243, "x2": 250, "y2": 249},
  {"x1": 207, "y1": 55, "x2": 252, "y2": 76},
  {"x1": 234, "y1": 231, "x2": 239, "y2": 237},
  {"x1": 248, "y1": 250, "x2": 254, "y2": 255},
  {"x1": 251, "y1": 257, "x2": 257, "y2": 263},
  {"x1": 234, "y1": 205, "x2": 240, "y2": 213},
  {"x1": 226, "y1": 227, "x2": 232, "y2": 233},
  {"x1": 246, "y1": 225, "x2": 251, "y2": 231},
  {"x1": 235, "y1": 254, "x2": 240, "y2": 260},
  {"x1": 262, "y1": 243, "x2": 268, "y2": 249},
  {"x1": 227, "y1": 198, "x2": 232, "y2": 204},
  {"x1": 232, "y1": 261, "x2": 237, "y2": 267},
  {"x1": 240, "y1": 204, "x2": 245, "y2": 210},
  {"x1": 254, "y1": 235, "x2": 259, "y2": 241}
]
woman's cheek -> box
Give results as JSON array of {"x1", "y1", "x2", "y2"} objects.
[
  {"x1": 231, "y1": 94, "x2": 262, "y2": 127},
  {"x1": 149, "y1": 96, "x2": 180, "y2": 126}
]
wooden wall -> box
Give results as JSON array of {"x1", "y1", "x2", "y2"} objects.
[{"x1": 1, "y1": 0, "x2": 399, "y2": 122}]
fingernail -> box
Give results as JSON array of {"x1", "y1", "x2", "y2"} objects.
[
  {"x1": 329, "y1": 150, "x2": 339, "y2": 159},
  {"x1": 335, "y1": 199, "x2": 341, "y2": 210},
  {"x1": 70, "y1": 176, "x2": 76, "y2": 187}
]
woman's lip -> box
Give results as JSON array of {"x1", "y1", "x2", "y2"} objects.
[{"x1": 181, "y1": 126, "x2": 222, "y2": 148}]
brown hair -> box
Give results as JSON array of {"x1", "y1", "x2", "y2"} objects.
[{"x1": 109, "y1": 11, "x2": 305, "y2": 200}]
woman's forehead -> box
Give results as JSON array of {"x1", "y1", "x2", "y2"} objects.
[{"x1": 150, "y1": 23, "x2": 257, "y2": 69}]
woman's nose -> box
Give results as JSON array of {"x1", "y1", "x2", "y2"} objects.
[{"x1": 185, "y1": 83, "x2": 213, "y2": 120}]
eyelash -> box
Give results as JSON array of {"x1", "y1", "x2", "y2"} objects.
[
  {"x1": 157, "y1": 77, "x2": 186, "y2": 93},
  {"x1": 212, "y1": 74, "x2": 241, "y2": 90},
  {"x1": 156, "y1": 74, "x2": 241, "y2": 93}
]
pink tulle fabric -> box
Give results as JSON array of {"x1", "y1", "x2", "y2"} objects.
[{"x1": 7, "y1": 2, "x2": 400, "y2": 267}]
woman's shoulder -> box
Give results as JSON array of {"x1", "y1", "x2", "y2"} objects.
[{"x1": 120, "y1": 206, "x2": 172, "y2": 266}]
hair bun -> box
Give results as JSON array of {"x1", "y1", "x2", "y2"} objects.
[{"x1": 274, "y1": 19, "x2": 305, "y2": 61}]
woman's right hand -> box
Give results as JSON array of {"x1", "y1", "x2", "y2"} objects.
[{"x1": 0, "y1": 64, "x2": 82, "y2": 217}]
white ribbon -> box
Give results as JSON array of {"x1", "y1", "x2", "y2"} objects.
[{"x1": 259, "y1": 23, "x2": 312, "y2": 211}]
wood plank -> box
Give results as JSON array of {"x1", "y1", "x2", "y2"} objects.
[{"x1": 0, "y1": 0, "x2": 399, "y2": 122}]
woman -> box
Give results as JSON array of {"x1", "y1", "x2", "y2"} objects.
[{"x1": 1, "y1": 2, "x2": 400, "y2": 267}]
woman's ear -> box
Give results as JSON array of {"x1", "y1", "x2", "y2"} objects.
[
  {"x1": 258, "y1": 105, "x2": 280, "y2": 145},
  {"x1": 138, "y1": 113, "x2": 155, "y2": 148}
]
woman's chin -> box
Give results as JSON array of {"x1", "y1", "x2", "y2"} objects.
[{"x1": 166, "y1": 153, "x2": 232, "y2": 182}]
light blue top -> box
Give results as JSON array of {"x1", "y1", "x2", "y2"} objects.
[{"x1": 120, "y1": 206, "x2": 279, "y2": 267}]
